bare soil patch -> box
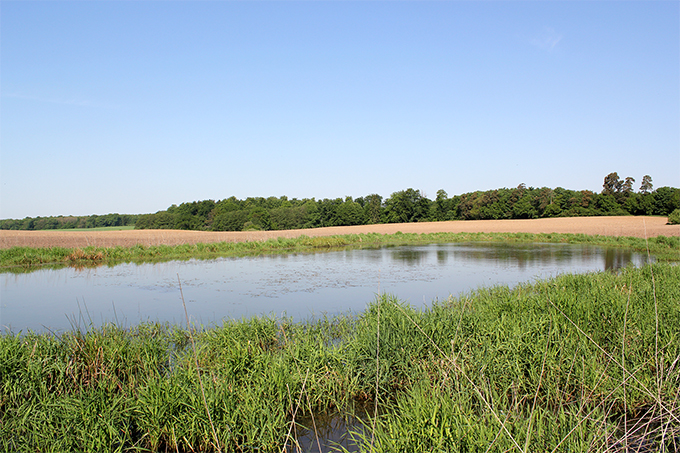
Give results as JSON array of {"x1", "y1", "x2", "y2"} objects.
[{"x1": 1, "y1": 216, "x2": 676, "y2": 250}]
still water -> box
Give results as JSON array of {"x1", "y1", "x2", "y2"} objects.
[{"x1": 1, "y1": 242, "x2": 650, "y2": 333}]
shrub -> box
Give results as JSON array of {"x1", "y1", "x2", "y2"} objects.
[{"x1": 668, "y1": 208, "x2": 680, "y2": 225}]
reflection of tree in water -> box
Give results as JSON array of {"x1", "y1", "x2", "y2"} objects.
[
  {"x1": 604, "y1": 248, "x2": 635, "y2": 271},
  {"x1": 390, "y1": 249, "x2": 427, "y2": 266},
  {"x1": 390, "y1": 243, "x2": 648, "y2": 273},
  {"x1": 440, "y1": 243, "x2": 580, "y2": 271}
]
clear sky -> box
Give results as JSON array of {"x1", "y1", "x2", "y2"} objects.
[{"x1": 1, "y1": 1, "x2": 678, "y2": 219}]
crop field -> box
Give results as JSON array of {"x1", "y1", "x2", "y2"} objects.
[{"x1": 0, "y1": 216, "x2": 677, "y2": 250}]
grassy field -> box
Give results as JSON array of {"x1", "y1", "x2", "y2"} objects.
[
  {"x1": 72, "y1": 225, "x2": 136, "y2": 232},
  {"x1": 1, "y1": 231, "x2": 679, "y2": 273},
  {"x1": 1, "y1": 263, "x2": 678, "y2": 451}
]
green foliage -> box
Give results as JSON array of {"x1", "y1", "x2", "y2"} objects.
[
  {"x1": 335, "y1": 197, "x2": 365, "y2": 226},
  {"x1": 383, "y1": 188, "x2": 431, "y2": 223},
  {"x1": 2, "y1": 264, "x2": 678, "y2": 451},
  {"x1": 596, "y1": 194, "x2": 627, "y2": 215},
  {"x1": 315, "y1": 198, "x2": 345, "y2": 227},
  {"x1": 622, "y1": 176, "x2": 635, "y2": 193},
  {"x1": 602, "y1": 171, "x2": 623, "y2": 195},
  {"x1": 668, "y1": 208, "x2": 680, "y2": 225},
  {"x1": 654, "y1": 186, "x2": 680, "y2": 216},
  {"x1": 269, "y1": 205, "x2": 308, "y2": 230},
  {"x1": 362, "y1": 194, "x2": 384, "y2": 224},
  {"x1": 211, "y1": 210, "x2": 249, "y2": 231},
  {"x1": 135, "y1": 211, "x2": 176, "y2": 230},
  {"x1": 1, "y1": 214, "x2": 138, "y2": 231},
  {"x1": 640, "y1": 174, "x2": 653, "y2": 194},
  {"x1": 246, "y1": 207, "x2": 271, "y2": 230},
  {"x1": 542, "y1": 202, "x2": 562, "y2": 217},
  {"x1": 3, "y1": 174, "x2": 677, "y2": 232},
  {"x1": 512, "y1": 193, "x2": 538, "y2": 219},
  {"x1": 433, "y1": 189, "x2": 450, "y2": 221}
]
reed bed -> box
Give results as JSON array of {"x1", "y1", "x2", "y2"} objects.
[
  {"x1": 1, "y1": 231, "x2": 679, "y2": 273},
  {"x1": 1, "y1": 263, "x2": 678, "y2": 451}
]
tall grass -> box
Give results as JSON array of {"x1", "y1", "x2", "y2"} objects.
[
  {"x1": 1, "y1": 263, "x2": 678, "y2": 451},
  {"x1": 351, "y1": 265, "x2": 680, "y2": 452}
]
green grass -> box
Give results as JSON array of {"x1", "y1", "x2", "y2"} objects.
[
  {"x1": 72, "y1": 225, "x2": 136, "y2": 231},
  {"x1": 1, "y1": 231, "x2": 679, "y2": 273},
  {"x1": 2, "y1": 263, "x2": 678, "y2": 451}
]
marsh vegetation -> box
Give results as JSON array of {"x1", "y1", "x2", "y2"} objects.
[{"x1": 2, "y1": 263, "x2": 678, "y2": 451}]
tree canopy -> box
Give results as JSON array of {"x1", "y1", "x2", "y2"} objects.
[{"x1": 2, "y1": 173, "x2": 678, "y2": 231}]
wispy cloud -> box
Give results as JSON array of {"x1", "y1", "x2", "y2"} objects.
[
  {"x1": 530, "y1": 27, "x2": 562, "y2": 52},
  {"x1": 2, "y1": 92, "x2": 117, "y2": 108}
]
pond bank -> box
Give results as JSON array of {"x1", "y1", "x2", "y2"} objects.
[
  {"x1": 2, "y1": 263, "x2": 678, "y2": 451},
  {"x1": 1, "y1": 229, "x2": 679, "y2": 272}
]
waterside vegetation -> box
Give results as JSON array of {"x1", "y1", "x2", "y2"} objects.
[
  {"x1": 2, "y1": 263, "x2": 678, "y2": 451},
  {"x1": 1, "y1": 231, "x2": 679, "y2": 272}
]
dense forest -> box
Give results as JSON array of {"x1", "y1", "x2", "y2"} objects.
[
  {"x1": 0, "y1": 213, "x2": 139, "y2": 231},
  {"x1": 2, "y1": 173, "x2": 679, "y2": 231}
]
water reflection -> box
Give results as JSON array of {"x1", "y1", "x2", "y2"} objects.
[
  {"x1": 389, "y1": 243, "x2": 640, "y2": 272},
  {"x1": 604, "y1": 248, "x2": 639, "y2": 271},
  {"x1": 389, "y1": 248, "x2": 428, "y2": 266},
  {"x1": 1, "y1": 243, "x2": 651, "y2": 333},
  {"x1": 287, "y1": 409, "x2": 366, "y2": 453}
]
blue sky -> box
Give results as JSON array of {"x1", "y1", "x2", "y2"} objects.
[{"x1": 1, "y1": 1, "x2": 678, "y2": 219}]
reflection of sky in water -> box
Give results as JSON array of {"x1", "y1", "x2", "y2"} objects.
[{"x1": 1, "y1": 243, "x2": 651, "y2": 333}]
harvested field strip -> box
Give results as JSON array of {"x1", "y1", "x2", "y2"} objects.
[{"x1": 1, "y1": 217, "x2": 678, "y2": 251}]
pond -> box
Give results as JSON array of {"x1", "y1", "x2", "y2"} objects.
[{"x1": 1, "y1": 242, "x2": 651, "y2": 333}]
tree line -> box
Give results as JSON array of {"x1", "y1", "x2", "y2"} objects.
[
  {"x1": 0, "y1": 213, "x2": 139, "y2": 231},
  {"x1": 133, "y1": 173, "x2": 678, "y2": 232},
  {"x1": 3, "y1": 173, "x2": 678, "y2": 232}
]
